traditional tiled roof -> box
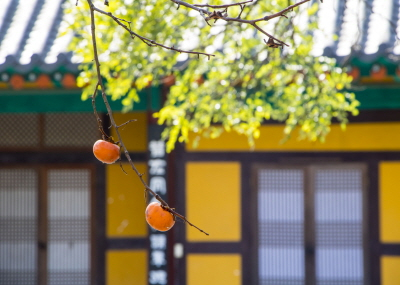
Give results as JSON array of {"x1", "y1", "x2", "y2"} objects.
[
  {"x1": 0, "y1": 0, "x2": 78, "y2": 89},
  {"x1": 1, "y1": 0, "x2": 400, "y2": 89},
  {"x1": 315, "y1": 0, "x2": 400, "y2": 63},
  {"x1": 313, "y1": 0, "x2": 400, "y2": 85}
]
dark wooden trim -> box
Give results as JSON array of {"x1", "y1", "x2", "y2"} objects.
[
  {"x1": 242, "y1": 160, "x2": 255, "y2": 285},
  {"x1": 185, "y1": 242, "x2": 242, "y2": 253},
  {"x1": 347, "y1": 109, "x2": 400, "y2": 122},
  {"x1": 37, "y1": 167, "x2": 48, "y2": 285},
  {"x1": 106, "y1": 238, "x2": 148, "y2": 249},
  {"x1": 250, "y1": 163, "x2": 261, "y2": 285},
  {"x1": 167, "y1": 148, "x2": 178, "y2": 285},
  {"x1": 360, "y1": 163, "x2": 371, "y2": 285},
  {"x1": 92, "y1": 163, "x2": 106, "y2": 285},
  {"x1": 174, "y1": 143, "x2": 187, "y2": 285},
  {"x1": 381, "y1": 244, "x2": 400, "y2": 255},
  {"x1": 305, "y1": 166, "x2": 316, "y2": 285},
  {"x1": 367, "y1": 160, "x2": 381, "y2": 285}
]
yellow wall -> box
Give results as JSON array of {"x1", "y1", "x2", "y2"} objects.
[
  {"x1": 187, "y1": 122, "x2": 400, "y2": 152},
  {"x1": 107, "y1": 250, "x2": 147, "y2": 285},
  {"x1": 107, "y1": 162, "x2": 148, "y2": 237},
  {"x1": 187, "y1": 254, "x2": 241, "y2": 285},
  {"x1": 111, "y1": 112, "x2": 147, "y2": 152},
  {"x1": 186, "y1": 162, "x2": 241, "y2": 241},
  {"x1": 106, "y1": 113, "x2": 148, "y2": 285},
  {"x1": 380, "y1": 162, "x2": 400, "y2": 242},
  {"x1": 381, "y1": 256, "x2": 400, "y2": 285}
]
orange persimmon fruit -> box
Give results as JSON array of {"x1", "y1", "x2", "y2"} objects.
[
  {"x1": 93, "y1": 139, "x2": 120, "y2": 164},
  {"x1": 145, "y1": 202, "x2": 175, "y2": 231}
]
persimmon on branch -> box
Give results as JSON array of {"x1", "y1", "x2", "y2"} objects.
[
  {"x1": 84, "y1": 0, "x2": 315, "y2": 235},
  {"x1": 87, "y1": 0, "x2": 209, "y2": 235}
]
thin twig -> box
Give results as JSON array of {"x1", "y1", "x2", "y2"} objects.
[
  {"x1": 237, "y1": 4, "x2": 245, "y2": 19},
  {"x1": 165, "y1": 207, "x2": 209, "y2": 235},
  {"x1": 86, "y1": 0, "x2": 209, "y2": 236},
  {"x1": 260, "y1": 0, "x2": 310, "y2": 22},
  {"x1": 92, "y1": 6, "x2": 215, "y2": 58},
  {"x1": 253, "y1": 23, "x2": 289, "y2": 46},
  {"x1": 116, "y1": 119, "x2": 137, "y2": 129},
  {"x1": 194, "y1": 0, "x2": 253, "y2": 8},
  {"x1": 119, "y1": 161, "x2": 128, "y2": 174}
]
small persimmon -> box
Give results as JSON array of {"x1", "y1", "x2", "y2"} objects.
[
  {"x1": 145, "y1": 202, "x2": 175, "y2": 231},
  {"x1": 93, "y1": 139, "x2": 120, "y2": 164}
]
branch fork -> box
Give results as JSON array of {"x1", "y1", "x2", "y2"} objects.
[
  {"x1": 204, "y1": 9, "x2": 228, "y2": 22},
  {"x1": 264, "y1": 37, "x2": 284, "y2": 49}
]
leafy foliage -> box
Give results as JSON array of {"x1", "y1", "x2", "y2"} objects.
[{"x1": 65, "y1": 0, "x2": 358, "y2": 152}]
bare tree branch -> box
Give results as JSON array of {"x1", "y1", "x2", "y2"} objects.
[
  {"x1": 86, "y1": 0, "x2": 209, "y2": 235},
  {"x1": 91, "y1": 4, "x2": 215, "y2": 58},
  {"x1": 170, "y1": 0, "x2": 312, "y2": 46},
  {"x1": 89, "y1": 0, "x2": 312, "y2": 51}
]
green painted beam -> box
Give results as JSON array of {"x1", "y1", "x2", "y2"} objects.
[
  {"x1": 0, "y1": 87, "x2": 162, "y2": 113},
  {"x1": 354, "y1": 86, "x2": 400, "y2": 110},
  {"x1": 0, "y1": 85, "x2": 400, "y2": 113}
]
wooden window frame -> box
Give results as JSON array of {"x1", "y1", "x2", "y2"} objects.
[
  {"x1": 0, "y1": 163, "x2": 104, "y2": 285},
  {"x1": 251, "y1": 163, "x2": 369, "y2": 285}
]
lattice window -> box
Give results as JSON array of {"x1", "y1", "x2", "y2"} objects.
[
  {"x1": 0, "y1": 113, "x2": 100, "y2": 150},
  {"x1": 47, "y1": 169, "x2": 91, "y2": 285},
  {"x1": 0, "y1": 114, "x2": 40, "y2": 148},
  {"x1": 257, "y1": 165, "x2": 365, "y2": 285},
  {"x1": 314, "y1": 169, "x2": 364, "y2": 285},
  {"x1": 258, "y1": 169, "x2": 305, "y2": 285},
  {"x1": 44, "y1": 113, "x2": 99, "y2": 148},
  {"x1": 0, "y1": 167, "x2": 92, "y2": 285},
  {"x1": 0, "y1": 169, "x2": 38, "y2": 285}
]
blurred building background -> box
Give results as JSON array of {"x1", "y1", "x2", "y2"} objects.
[{"x1": 1, "y1": 0, "x2": 400, "y2": 285}]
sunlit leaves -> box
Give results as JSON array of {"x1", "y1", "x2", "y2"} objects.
[{"x1": 65, "y1": 0, "x2": 358, "y2": 152}]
